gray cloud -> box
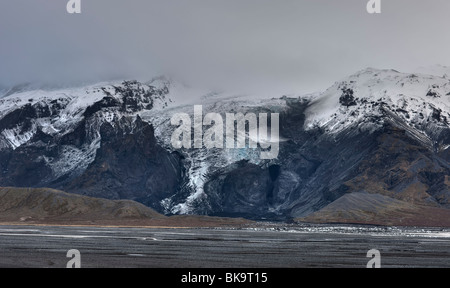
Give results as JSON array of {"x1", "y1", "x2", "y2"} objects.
[{"x1": 1, "y1": 0, "x2": 450, "y2": 94}]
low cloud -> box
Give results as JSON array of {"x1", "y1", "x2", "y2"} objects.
[{"x1": 1, "y1": 0, "x2": 449, "y2": 94}]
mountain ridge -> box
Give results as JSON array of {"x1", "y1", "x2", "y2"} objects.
[{"x1": 0, "y1": 67, "x2": 448, "y2": 225}]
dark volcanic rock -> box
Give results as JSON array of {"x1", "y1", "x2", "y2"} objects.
[
  {"x1": 0, "y1": 145, "x2": 55, "y2": 187},
  {"x1": 204, "y1": 160, "x2": 275, "y2": 218},
  {"x1": 83, "y1": 97, "x2": 121, "y2": 118},
  {"x1": 343, "y1": 125, "x2": 450, "y2": 208},
  {"x1": 339, "y1": 88, "x2": 357, "y2": 107},
  {"x1": 0, "y1": 104, "x2": 36, "y2": 131},
  {"x1": 64, "y1": 116, "x2": 184, "y2": 212}
]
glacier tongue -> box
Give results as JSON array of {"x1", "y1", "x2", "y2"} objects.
[{"x1": 142, "y1": 92, "x2": 290, "y2": 215}]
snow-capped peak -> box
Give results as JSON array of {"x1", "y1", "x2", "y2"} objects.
[{"x1": 305, "y1": 68, "x2": 450, "y2": 135}]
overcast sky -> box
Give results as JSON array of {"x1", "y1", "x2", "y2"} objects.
[{"x1": 1, "y1": 0, "x2": 450, "y2": 94}]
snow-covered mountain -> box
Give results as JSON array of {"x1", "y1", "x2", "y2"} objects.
[
  {"x1": 0, "y1": 80, "x2": 170, "y2": 176},
  {"x1": 305, "y1": 68, "x2": 450, "y2": 151},
  {"x1": 0, "y1": 68, "x2": 448, "y2": 220}
]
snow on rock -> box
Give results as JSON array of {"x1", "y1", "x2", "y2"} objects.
[
  {"x1": 304, "y1": 68, "x2": 450, "y2": 151},
  {"x1": 1, "y1": 125, "x2": 36, "y2": 149},
  {"x1": 0, "y1": 80, "x2": 174, "y2": 193},
  {"x1": 1, "y1": 68, "x2": 449, "y2": 215}
]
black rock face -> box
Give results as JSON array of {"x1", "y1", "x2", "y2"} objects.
[
  {"x1": 203, "y1": 160, "x2": 275, "y2": 218},
  {"x1": 83, "y1": 97, "x2": 121, "y2": 118},
  {"x1": 0, "y1": 144, "x2": 55, "y2": 187},
  {"x1": 0, "y1": 102, "x2": 60, "y2": 187},
  {"x1": 63, "y1": 116, "x2": 184, "y2": 212},
  {"x1": 339, "y1": 88, "x2": 357, "y2": 107},
  {"x1": 0, "y1": 104, "x2": 37, "y2": 132}
]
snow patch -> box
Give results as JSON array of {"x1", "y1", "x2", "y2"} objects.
[{"x1": 1, "y1": 126, "x2": 36, "y2": 150}]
